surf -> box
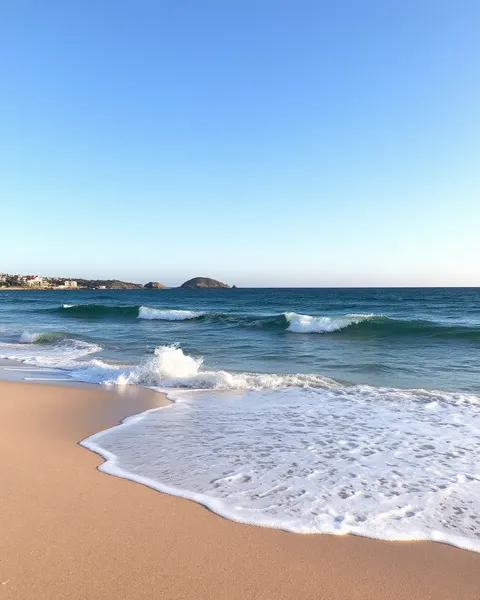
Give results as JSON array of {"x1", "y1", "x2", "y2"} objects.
[
  {"x1": 138, "y1": 307, "x2": 205, "y2": 320},
  {"x1": 49, "y1": 304, "x2": 480, "y2": 340},
  {"x1": 82, "y1": 379, "x2": 480, "y2": 553},
  {"x1": 0, "y1": 331, "x2": 102, "y2": 367}
]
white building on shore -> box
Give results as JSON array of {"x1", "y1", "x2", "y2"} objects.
[{"x1": 25, "y1": 276, "x2": 44, "y2": 287}]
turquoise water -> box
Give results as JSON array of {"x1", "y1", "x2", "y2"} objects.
[
  {"x1": 2, "y1": 287, "x2": 480, "y2": 549},
  {"x1": 0, "y1": 287, "x2": 479, "y2": 391}
]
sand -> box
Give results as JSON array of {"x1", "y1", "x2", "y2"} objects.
[{"x1": 0, "y1": 380, "x2": 479, "y2": 600}]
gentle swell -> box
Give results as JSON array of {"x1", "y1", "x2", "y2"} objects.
[{"x1": 57, "y1": 304, "x2": 140, "y2": 318}]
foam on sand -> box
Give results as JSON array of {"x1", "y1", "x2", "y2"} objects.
[{"x1": 83, "y1": 384, "x2": 480, "y2": 552}]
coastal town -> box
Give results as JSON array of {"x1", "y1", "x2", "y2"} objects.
[
  {"x1": 0, "y1": 273, "x2": 144, "y2": 289},
  {"x1": 0, "y1": 274, "x2": 232, "y2": 289},
  {"x1": 0, "y1": 273, "x2": 79, "y2": 289}
]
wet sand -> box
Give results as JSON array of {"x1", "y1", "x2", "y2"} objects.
[{"x1": 1, "y1": 380, "x2": 479, "y2": 599}]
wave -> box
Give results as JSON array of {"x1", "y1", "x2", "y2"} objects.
[
  {"x1": 2, "y1": 335, "x2": 479, "y2": 405},
  {"x1": 0, "y1": 334, "x2": 336, "y2": 391},
  {"x1": 57, "y1": 304, "x2": 140, "y2": 318},
  {"x1": 19, "y1": 331, "x2": 68, "y2": 344},
  {"x1": 284, "y1": 312, "x2": 480, "y2": 338},
  {"x1": 109, "y1": 345, "x2": 337, "y2": 390},
  {"x1": 74, "y1": 344, "x2": 477, "y2": 406},
  {"x1": 57, "y1": 304, "x2": 205, "y2": 322},
  {"x1": 138, "y1": 307, "x2": 205, "y2": 320},
  {"x1": 284, "y1": 312, "x2": 375, "y2": 333},
  {"x1": 101, "y1": 346, "x2": 479, "y2": 404},
  {"x1": 0, "y1": 333, "x2": 101, "y2": 367},
  {"x1": 50, "y1": 304, "x2": 480, "y2": 340}
]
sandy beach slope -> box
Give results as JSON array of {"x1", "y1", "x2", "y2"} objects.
[{"x1": 0, "y1": 380, "x2": 479, "y2": 599}]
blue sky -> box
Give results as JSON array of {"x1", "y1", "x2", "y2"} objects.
[{"x1": 1, "y1": 1, "x2": 479, "y2": 286}]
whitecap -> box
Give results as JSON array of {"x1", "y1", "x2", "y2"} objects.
[
  {"x1": 107, "y1": 345, "x2": 337, "y2": 390},
  {"x1": 19, "y1": 331, "x2": 42, "y2": 343},
  {"x1": 0, "y1": 336, "x2": 102, "y2": 367},
  {"x1": 285, "y1": 312, "x2": 375, "y2": 333},
  {"x1": 138, "y1": 307, "x2": 205, "y2": 320}
]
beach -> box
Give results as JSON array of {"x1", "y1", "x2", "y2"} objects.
[
  {"x1": 3, "y1": 0, "x2": 478, "y2": 594},
  {"x1": 1, "y1": 379, "x2": 479, "y2": 600}
]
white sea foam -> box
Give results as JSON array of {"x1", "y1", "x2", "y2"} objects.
[
  {"x1": 285, "y1": 312, "x2": 375, "y2": 333},
  {"x1": 19, "y1": 331, "x2": 42, "y2": 343},
  {"x1": 0, "y1": 335, "x2": 102, "y2": 368},
  {"x1": 2, "y1": 340, "x2": 479, "y2": 408},
  {"x1": 138, "y1": 307, "x2": 205, "y2": 320},
  {"x1": 83, "y1": 384, "x2": 480, "y2": 552},
  {"x1": 108, "y1": 345, "x2": 337, "y2": 390},
  {"x1": 4, "y1": 333, "x2": 480, "y2": 551},
  {"x1": 0, "y1": 340, "x2": 336, "y2": 389},
  {"x1": 63, "y1": 304, "x2": 74, "y2": 308}
]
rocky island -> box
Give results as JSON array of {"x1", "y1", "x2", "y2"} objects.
[
  {"x1": 179, "y1": 277, "x2": 230, "y2": 289},
  {"x1": 144, "y1": 281, "x2": 167, "y2": 289}
]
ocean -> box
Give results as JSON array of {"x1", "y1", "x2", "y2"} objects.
[{"x1": 1, "y1": 287, "x2": 479, "y2": 550}]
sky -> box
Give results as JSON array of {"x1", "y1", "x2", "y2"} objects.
[{"x1": 0, "y1": 0, "x2": 479, "y2": 287}]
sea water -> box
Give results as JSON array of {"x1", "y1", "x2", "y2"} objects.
[{"x1": 1, "y1": 287, "x2": 479, "y2": 549}]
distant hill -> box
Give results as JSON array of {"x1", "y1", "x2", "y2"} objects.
[
  {"x1": 144, "y1": 281, "x2": 167, "y2": 289},
  {"x1": 76, "y1": 279, "x2": 142, "y2": 289},
  {"x1": 179, "y1": 277, "x2": 230, "y2": 289}
]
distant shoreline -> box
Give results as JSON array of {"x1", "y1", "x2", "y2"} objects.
[
  {"x1": 0, "y1": 287, "x2": 158, "y2": 291},
  {"x1": 0, "y1": 275, "x2": 231, "y2": 290}
]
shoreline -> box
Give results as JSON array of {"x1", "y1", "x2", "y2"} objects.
[
  {"x1": 0, "y1": 289, "x2": 98, "y2": 293},
  {"x1": 1, "y1": 380, "x2": 479, "y2": 599}
]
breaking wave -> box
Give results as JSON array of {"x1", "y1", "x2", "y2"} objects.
[
  {"x1": 57, "y1": 304, "x2": 205, "y2": 322},
  {"x1": 109, "y1": 345, "x2": 337, "y2": 390},
  {"x1": 138, "y1": 307, "x2": 205, "y2": 320},
  {"x1": 19, "y1": 331, "x2": 68, "y2": 344},
  {"x1": 284, "y1": 312, "x2": 374, "y2": 333},
  {"x1": 47, "y1": 304, "x2": 480, "y2": 339},
  {"x1": 0, "y1": 333, "x2": 101, "y2": 367},
  {"x1": 3, "y1": 333, "x2": 478, "y2": 402},
  {"x1": 0, "y1": 336, "x2": 336, "y2": 390}
]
